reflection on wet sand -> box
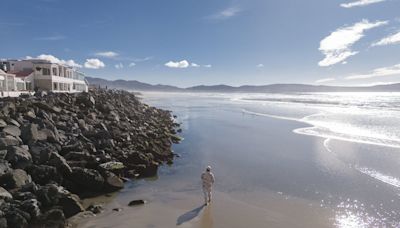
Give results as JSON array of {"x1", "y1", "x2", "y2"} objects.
[{"x1": 199, "y1": 205, "x2": 213, "y2": 228}]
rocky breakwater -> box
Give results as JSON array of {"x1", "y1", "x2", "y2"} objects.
[{"x1": 0, "y1": 89, "x2": 181, "y2": 227}]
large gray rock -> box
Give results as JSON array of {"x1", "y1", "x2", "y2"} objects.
[
  {"x1": 0, "y1": 169, "x2": 31, "y2": 190},
  {"x1": 58, "y1": 194, "x2": 84, "y2": 218},
  {"x1": 29, "y1": 165, "x2": 62, "y2": 185},
  {"x1": 69, "y1": 167, "x2": 104, "y2": 192},
  {"x1": 2, "y1": 125, "x2": 21, "y2": 138},
  {"x1": 20, "y1": 199, "x2": 41, "y2": 219},
  {"x1": 5, "y1": 146, "x2": 32, "y2": 169},
  {"x1": 20, "y1": 124, "x2": 38, "y2": 144},
  {"x1": 4, "y1": 209, "x2": 29, "y2": 228},
  {"x1": 0, "y1": 187, "x2": 12, "y2": 200},
  {"x1": 103, "y1": 171, "x2": 124, "y2": 192},
  {"x1": 0, "y1": 136, "x2": 20, "y2": 150},
  {"x1": 0, "y1": 160, "x2": 11, "y2": 176},
  {"x1": 48, "y1": 152, "x2": 72, "y2": 175},
  {"x1": 37, "y1": 209, "x2": 65, "y2": 228}
]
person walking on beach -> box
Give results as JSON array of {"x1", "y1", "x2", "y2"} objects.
[{"x1": 201, "y1": 166, "x2": 215, "y2": 205}]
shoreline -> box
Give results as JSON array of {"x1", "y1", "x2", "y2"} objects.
[{"x1": 0, "y1": 89, "x2": 181, "y2": 227}]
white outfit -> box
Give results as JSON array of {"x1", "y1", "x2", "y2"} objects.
[{"x1": 201, "y1": 171, "x2": 215, "y2": 204}]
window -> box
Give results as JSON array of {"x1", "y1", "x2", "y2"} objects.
[
  {"x1": 52, "y1": 68, "x2": 57, "y2": 76},
  {"x1": 42, "y1": 68, "x2": 50, "y2": 75},
  {"x1": 53, "y1": 82, "x2": 58, "y2": 90}
]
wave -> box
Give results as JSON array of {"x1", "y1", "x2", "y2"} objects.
[
  {"x1": 356, "y1": 167, "x2": 400, "y2": 188},
  {"x1": 234, "y1": 92, "x2": 400, "y2": 111},
  {"x1": 241, "y1": 109, "x2": 400, "y2": 149}
]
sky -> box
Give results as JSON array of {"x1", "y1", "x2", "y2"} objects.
[{"x1": 0, "y1": 0, "x2": 399, "y2": 87}]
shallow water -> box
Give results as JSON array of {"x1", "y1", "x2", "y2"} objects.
[{"x1": 79, "y1": 92, "x2": 400, "y2": 228}]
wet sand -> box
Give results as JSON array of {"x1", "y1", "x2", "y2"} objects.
[{"x1": 76, "y1": 93, "x2": 400, "y2": 227}]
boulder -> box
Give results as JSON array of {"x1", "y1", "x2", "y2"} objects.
[
  {"x1": 0, "y1": 136, "x2": 20, "y2": 150},
  {"x1": 0, "y1": 187, "x2": 12, "y2": 200},
  {"x1": 2, "y1": 126, "x2": 21, "y2": 138},
  {"x1": 35, "y1": 184, "x2": 61, "y2": 208},
  {"x1": 0, "y1": 119, "x2": 7, "y2": 128},
  {"x1": 128, "y1": 199, "x2": 146, "y2": 206},
  {"x1": 29, "y1": 165, "x2": 62, "y2": 185},
  {"x1": 20, "y1": 199, "x2": 41, "y2": 219},
  {"x1": 86, "y1": 204, "x2": 103, "y2": 214},
  {"x1": 20, "y1": 123, "x2": 38, "y2": 144},
  {"x1": 0, "y1": 217, "x2": 6, "y2": 228},
  {"x1": 5, "y1": 209, "x2": 30, "y2": 228},
  {"x1": 5, "y1": 146, "x2": 32, "y2": 169},
  {"x1": 69, "y1": 168, "x2": 104, "y2": 192},
  {"x1": 0, "y1": 169, "x2": 31, "y2": 190},
  {"x1": 103, "y1": 171, "x2": 124, "y2": 192},
  {"x1": 48, "y1": 152, "x2": 72, "y2": 175},
  {"x1": 58, "y1": 194, "x2": 84, "y2": 218},
  {"x1": 37, "y1": 209, "x2": 65, "y2": 228},
  {"x1": 0, "y1": 160, "x2": 11, "y2": 176}
]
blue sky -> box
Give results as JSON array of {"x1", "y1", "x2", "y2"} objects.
[{"x1": 1, "y1": 0, "x2": 399, "y2": 87}]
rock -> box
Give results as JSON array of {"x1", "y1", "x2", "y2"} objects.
[
  {"x1": 58, "y1": 194, "x2": 84, "y2": 218},
  {"x1": 0, "y1": 119, "x2": 7, "y2": 128},
  {"x1": 128, "y1": 199, "x2": 146, "y2": 206},
  {"x1": 0, "y1": 136, "x2": 20, "y2": 150},
  {"x1": 132, "y1": 161, "x2": 159, "y2": 177},
  {"x1": 5, "y1": 146, "x2": 32, "y2": 169},
  {"x1": 0, "y1": 160, "x2": 11, "y2": 176},
  {"x1": 99, "y1": 161, "x2": 125, "y2": 174},
  {"x1": 35, "y1": 184, "x2": 61, "y2": 208},
  {"x1": 103, "y1": 171, "x2": 124, "y2": 192},
  {"x1": 0, "y1": 187, "x2": 12, "y2": 200},
  {"x1": 37, "y1": 209, "x2": 65, "y2": 228},
  {"x1": 0, "y1": 169, "x2": 31, "y2": 190},
  {"x1": 69, "y1": 168, "x2": 104, "y2": 192},
  {"x1": 29, "y1": 165, "x2": 62, "y2": 185},
  {"x1": 0, "y1": 217, "x2": 6, "y2": 228},
  {"x1": 86, "y1": 204, "x2": 103, "y2": 214},
  {"x1": 20, "y1": 199, "x2": 41, "y2": 219},
  {"x1": 48, "y1": 152, "x2": 72, "y2": 175},
  {"x1": 112, "y1": 208, "x2": 122, "y2": 212},
  {"x1": 7, "y1": 119, "x2": 21, "y2": 128},
  {"x1": 20, "y1": 123, "x2": 38, "y2": 144},
  {"x1": 2, "y1": 126, "x2": 21, "y2": 138},
  {"x1": 5, "y1": 209, "x2": 30, "y2": 228}
]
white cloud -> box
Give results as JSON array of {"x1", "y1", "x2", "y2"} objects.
[
  {"x1": 256, "y1": 64, "x2": 264, "y2": 68},
  {"x1": 115, "y1": 63, "x2": 124, "y2": 69},
  {"x1": 27, "y1": 54, "x2": 82, "y2": 68},
  {"x1": 84, "y1": 58, "x2": 105, "y2": 69},
  {"x1": 318, "y1": 19, "x2": 388, "y2": 67},
  {"x1": 207, "y1": 6, "x2": 241, "y2": 20},
  {"x1": 129, "y1": 62, "x2": 136, "y2": 67},
  {"x1": 315, "y1": 78, "x2": 335, "y2": 83},
  {"x1": 191, "y1": 63, "x2": 200, "y2": 67},
  {"x1": 340, "y1": 0, "x2": 385, "y2": 8},
  {"x1": 165, "y1": 60, "x2": 190, "y2": 68},
  {"x1": 345, "y1": 63, "x2": 400, "y2": 80},
  {"x1": 95, "y1": 51, "x2": 119, "y2": 58},
  {"x1": 35, "y1": 35, "x2": 66, "y2": 41},
  {"x1": 372, "y1": 31, "x2": 400, "y2": 46},
  {"x1": 203, "y1": 64, "x2": 212, "y2": 68}
]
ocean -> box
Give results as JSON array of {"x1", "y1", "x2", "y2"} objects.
[{"x1": 79, "y1": 92, "x2": 400, "y2": 228}]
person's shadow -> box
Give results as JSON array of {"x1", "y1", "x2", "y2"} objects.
[{"x1": 176, "y1": 204, "x2": 206, "y2": 225}]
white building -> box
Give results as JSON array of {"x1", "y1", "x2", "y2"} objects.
[
  {"x1": 0, "y1": 69, "x2": 29, "y2": 97},
  {"x1": 1, "y1": 59, "x2": 88, "y2": 93}
]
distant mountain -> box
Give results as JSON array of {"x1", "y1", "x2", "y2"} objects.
[
  {"x1": 86, "y1": 77, "x2": 182, "y2": 92},
  {"x1": 86, "y1": 77, "x2": 400, "y2": 93}
]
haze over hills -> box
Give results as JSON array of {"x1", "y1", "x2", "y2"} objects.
[{"x1": 86, "y1": 77, "x2": 400, "y2": 93}]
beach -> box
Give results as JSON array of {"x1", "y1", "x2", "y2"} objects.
[{"x1": 78, "y1": 92, "x2": 400, "y2": 228}]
